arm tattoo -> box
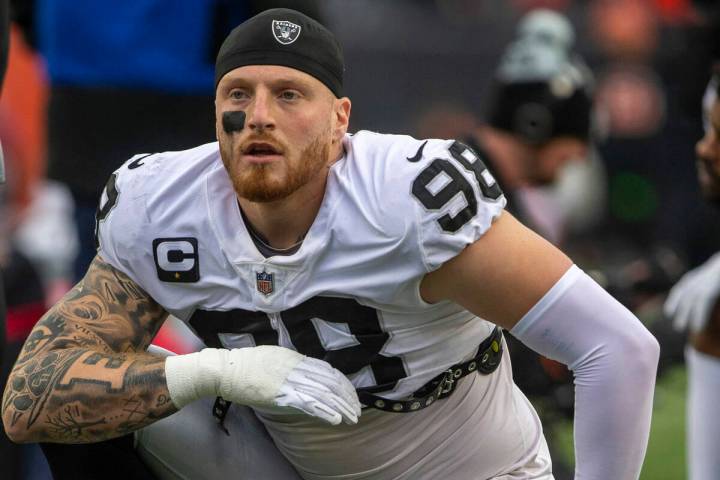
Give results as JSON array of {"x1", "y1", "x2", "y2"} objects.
[{"x1": 2, "y1": 256, "x2": 178, "y2": 443}]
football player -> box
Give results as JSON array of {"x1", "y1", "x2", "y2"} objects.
[
  {"x1": 478, "y1": 9, "x2": 593, "y2": 195},
  {"x1": 3, "y1": 8, "x2": 659, "y2": 480},
  {"x1": 664, "y1": 71, "x2": 720, "y2": 480}
]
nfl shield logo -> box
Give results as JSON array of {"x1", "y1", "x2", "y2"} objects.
[
  {"x1": 256, "y1": 271, "x2": 274, "y2": 296},
  {"x1": 272, "y1": 20, "x2": 301, "y2": 45}
]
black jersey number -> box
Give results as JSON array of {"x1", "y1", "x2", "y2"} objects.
[
  {"x1": 94, "y1": 154, "x2": 155, "y2": 248},
  {"x1": 94, "y1": 172, "x2": 120, "y2": 247},
  {"x1": 189, "y1": 297, "x2": 407, "y2": 393},
  {"x1": 412, "y1": 141, "x2": 503, "y2": 233}
]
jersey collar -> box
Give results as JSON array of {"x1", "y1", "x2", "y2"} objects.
[{"x1": 204, "y1": 147, "x2": 343, "y2": 267}]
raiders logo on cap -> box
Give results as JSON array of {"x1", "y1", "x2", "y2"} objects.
[
  {"x1": 153, "y1": 238, "x2": 200, "y2": 283},
  {"x1": 272, "y1": 20, "x2": 301, "y2": 45}
]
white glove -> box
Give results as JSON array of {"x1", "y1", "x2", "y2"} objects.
[
  {"x1": 165, "y1": 346, "x2": 361, "y2": 426},
  {"x1": 665, "y1": 252, "x2": 720, "y2": 332}
]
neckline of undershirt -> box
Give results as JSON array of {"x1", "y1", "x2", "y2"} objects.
[{"x1": 239, "y1": 205, "x2": 303, "y2": 258}]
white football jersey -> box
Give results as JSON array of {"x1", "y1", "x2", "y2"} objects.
[{"x1": 97, "y1": 131, "x2": 506, "y2": 399}]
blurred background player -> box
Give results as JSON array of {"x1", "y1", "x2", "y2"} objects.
[
  {"x1": 664, "y1": 69, "x2": 720, "y2": 480},
  {"x1": 471, "y1": 9, "x2": 595, "y2": 243}
]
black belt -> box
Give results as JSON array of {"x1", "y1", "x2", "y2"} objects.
[
  {"x1": 212, "y1": 327, "x2": 503, "y2": 430},
  {"x1": 358, "y1": 327, "x2": 503, "y2": 413}
]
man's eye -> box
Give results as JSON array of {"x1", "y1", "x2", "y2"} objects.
[
  {"x1": 230, "y1": 90, "x2": 247, "y2": 100},
  {"x1": 280, "y1": 91, "x2": 299, "y2": 100}
]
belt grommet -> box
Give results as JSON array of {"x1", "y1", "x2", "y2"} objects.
[
  {"x1": 468, "y1": 361, "x2": 477, "y2": 371},
  {"x1": 453, "y1": 369, "x2": 462, "y2": 378},
  {"x1": 482, "y1": 353, "x2": 489, "y2": 363},
  {"x1": 392, "y1": 403, "x2": 404, "y2": 412},
  {"x1": 374, "y1": 400, "x2": 385, "y2": 408},
  {"x1": 426, "y1": 396, "x2": 434, "y2": 406},
  {"x1": 410, "y1": 401, "x2": 421, "y2": 411}
]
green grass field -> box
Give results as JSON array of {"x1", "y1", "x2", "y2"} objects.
[{"x1": 551, "y1": 365, "x2": 687, "y2": 479}]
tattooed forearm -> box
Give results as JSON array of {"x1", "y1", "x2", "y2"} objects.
[
  {"x1": 4, "y1": 349, "x2": 175, "y2": 442},
  {"x1": 2, "y1": 256, "x2": 175, "y2": 443}
]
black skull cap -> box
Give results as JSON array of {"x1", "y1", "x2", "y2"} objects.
[{"x1": 215, "y1": 8, "x2": 344, "y2": 98}]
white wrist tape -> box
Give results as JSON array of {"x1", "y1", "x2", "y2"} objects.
[
  {"x1": 510, "y1": 265, "x2": 660, "y2": 480},
  {"x1": 165, "y1": 346, "x2": 301, "y2": 410},
  {"x1": 165, "y1": 349, "x2": 230, "y2": 409}
]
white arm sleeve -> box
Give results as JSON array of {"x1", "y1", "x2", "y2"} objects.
[{"x1": 510, "y1": 265, "x2": 660, "y2": 480}]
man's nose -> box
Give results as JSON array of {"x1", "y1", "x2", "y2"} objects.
[{"x1": 246, "y1": 90, "x2": 275, "y2": 132}]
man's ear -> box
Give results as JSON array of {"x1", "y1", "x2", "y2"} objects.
[{"x1": 333, "y1": 97, "x2": 351, "y2": 142}]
